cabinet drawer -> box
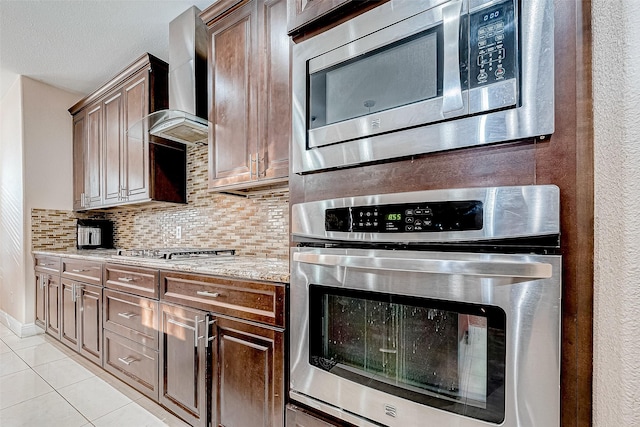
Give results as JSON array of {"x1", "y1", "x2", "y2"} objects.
[
  {"x1": 104, "y1": 264, "x2": 159, "y2": 299},
  {"x1": 103, "y1": 289, "x2": 158, "y2": 350},
  {"x1": 286, "y1": 404, "x2": 341, "y2": 427},
  {"x1": 160, "y1": 272, "x2": 285, "y2": 327},
  {"x1": 61, "y1": 259, "x2": 102, "y2": 285},
  {"x1": 103, "y1": 330, "x2": 158, "y2": 400},
  {"x1": 34, "y1": 255, "x2": 61, "y2": 274}
]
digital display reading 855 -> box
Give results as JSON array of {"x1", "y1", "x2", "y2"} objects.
[{"x1": 385, "y1": 213, "x2": 402, "y2": 221}]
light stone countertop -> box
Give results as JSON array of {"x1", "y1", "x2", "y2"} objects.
[{"x1": 33, "y1": 249, "x2": 290, "y2": 284}]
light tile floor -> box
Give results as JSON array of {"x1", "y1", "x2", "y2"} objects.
[{"x1": 0, "y1": 323, "x2": 190, "y2": 427}]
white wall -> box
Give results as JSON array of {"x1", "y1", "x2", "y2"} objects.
[
  {"x1": 592, "y1": 0, "x2": 640, "y2": 426},
  {"x1": 0, "y1": 76, "x2": 25, "y2": 326},
  {"x1": 0, "y1": 76, "x2": 78, "y2": 332}
]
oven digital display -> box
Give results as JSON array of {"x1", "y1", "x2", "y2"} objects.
[
  {"x1": 384, "y1": 213, "x2": 402, "y2": 221},
  {"x1": 325, "y1": 201, "x2": 483, "y2": 233}
]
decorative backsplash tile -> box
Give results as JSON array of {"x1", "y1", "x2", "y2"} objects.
[
  {"x1": 32, "y1": 145, "x2": 289, "y2": 259},
  {"x1": 31, "y1": 210, "x2": 105, "y2": 251}
]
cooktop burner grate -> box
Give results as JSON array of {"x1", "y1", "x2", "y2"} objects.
[{"x1": 115, "y1": 248, "x2": 236, "y2": 260}]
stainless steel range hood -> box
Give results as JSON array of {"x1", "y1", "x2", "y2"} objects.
[{"x1": 130, "y1": 6, "x2": 209, "y2": 145}]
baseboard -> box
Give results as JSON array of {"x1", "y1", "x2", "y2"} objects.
[{"x1": 0, "y1": 310, "x2": 44, "y2": 338}]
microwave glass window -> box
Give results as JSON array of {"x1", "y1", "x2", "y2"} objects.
[
  {"x1": 308, "y1": 285, "x2": 506, "y2": 423},
  {"x1": 309, "y1": 30, "x2": 441, "y2": 129}
]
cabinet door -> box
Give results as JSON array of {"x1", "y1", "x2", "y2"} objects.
[
  {"x1": 103, "y1": 91, "x2": 123, "y2": 205},
  {"x1": 60, "y1": 280, "x2": 79, "y2": 349},
  {"x1": 213, "y1": 316, "x2": 284, "y2": 427},
  {"x1": 123, "y1": 70, "x2": 150, "y2": 201},
  {"x1": 208, "y1": 0, "x2": 258, "y2": 189},
  {"x1": 258, "y1": 0, "x2": 290, "y2": 182},
  {"x1": 72, "y1": 111, "x2": 86, "y2": 210},
  {"x1": 85, "y1": 102, "x2": 103, "y2": 207},
  {"x1": 159, "y1": 303, "x2": 209, "y2": 427},
  {"x1": 78, "y1": 283, "x2": 103, "y2": 366},
  {"x1": 35, "y1": 273, "x2": 46, "y2": 329},
  {"x1": 46, "y1": 275, "x2": 61, "y2": 339}
]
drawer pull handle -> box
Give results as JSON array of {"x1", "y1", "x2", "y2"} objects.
[
  {"x1": 40, "y1": 263, "x2": 52, "y2": 266},
  {"x1": 117, "y1": 312, "x2": 137, "y2": 319},
  {"x1": 167, "y1": 318, "x2": 196, "y2": 331},
  {"x1": 117, "y1": 356, "x2": 138, "y2": 366},
  {"x1": 117, "y1": 277, "x2": 135, "y2": 282},
  {"x1": 71, "y1": 268, "x2": 90, "y2": 273},
  {"x1": 196, "y1": 291, "x2": 220, "y2": 298}
]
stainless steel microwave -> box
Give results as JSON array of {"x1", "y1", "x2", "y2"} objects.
[{"x1": 292, "y1": 0, "x2": 555, "y2": 174}]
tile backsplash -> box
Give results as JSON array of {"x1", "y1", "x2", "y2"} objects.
[{"x1": 32, "y1": 145, "x2": 289, "y2": 259}]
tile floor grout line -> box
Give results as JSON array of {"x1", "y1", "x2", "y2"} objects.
[
  {"x1": 0, "y1": 325, "x2": 184, "y2": 426},
  {"x1": 0, "y1": 334, "x2": 95, "y2": 426}
]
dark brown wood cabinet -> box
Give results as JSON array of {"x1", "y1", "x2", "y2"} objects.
[
  {"x1": 45, "y1": 275, "x2": 61, "y2": 339},
  {"x1": 35, "y1": 273, "x2": 46, "y2": 329},
  {"x1": 159, "y1": 303, "x2": 209, "y2": 427},
  {"x1": 287, "y1": 0, "x2": 352, "y2": 34},
  {"x1": 103, "y1": 264, "x2": 160, "y2": 400},
  {"x1": 104, "y1": 329, "x2": 159, "y2": 399},
  {"x1": 60, "y1": 278, "x2": 103, "y2": 366},
  {"x1": 214, "y1": 316, "x2": 284, "y2": 427},
  {"x1": 160, "y1": 270, "x2": 286, "y2": 426},
  {"x1": 202, "y1": 0, "x2": 290, "y2": 192},
  {"x1": 69, "y1": 53, "x2": 186, "y2": 210},
  {"x1": 72, "y1": 111, "x2": 86, "y2": 210},
  {"x1": 34, "y1": 255, "x2": 61, "y2": 339},
  {"x1": 286, "y1": 0, "x2": 385, "y2": 39}
]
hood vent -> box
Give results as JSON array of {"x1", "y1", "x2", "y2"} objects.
[{"x1": 130, "y1": 6, "x2": 209, "y2": 145}]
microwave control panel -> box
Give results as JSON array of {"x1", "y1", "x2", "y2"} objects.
[
  {"x1": 469, "y1": 0, "x2": 517, "y2": 88},
  {"x1": 325, "y1": 201, "x2": 483, "y2": 233}
]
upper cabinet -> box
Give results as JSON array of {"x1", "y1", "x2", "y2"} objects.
[
  {"x1": 286, "y1": 0, "x2": 386, "y2": 39},
  {"x1": 69, "y1": 54, "x2": 186, "y2": 211},
  {"x1": 201, "y1": 0, "x2": 290, "y2": 192}
]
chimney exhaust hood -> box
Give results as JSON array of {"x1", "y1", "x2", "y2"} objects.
[{"x1": 129, "y1": 6, "x2": 209, "y2": 145}]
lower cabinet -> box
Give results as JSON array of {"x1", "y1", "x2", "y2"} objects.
[
  {"x1": 35, "y1": 273, "x2": 46, "y2": 329},
  {"x1": 35, "y1": 272, "x2": 62, "y2": 339},
  {"x1": 103, "y1": 330, "x2": 159, "y2": 399},
  {"x1": 102, "y1": 288, "x2": 159, "y2": 400},
  {"x1": 34, "y1": 256, "x2": 286, "y2": 427},
  {"x1": 46, "y1": 276, "x2": 61, "y2": 339},
  {"x1": 60, "y1": 278, "x2": 103, "y2": 366},
  {"x1": 214, "y1": 316, "x2": 285, "y2": 427},
  {"x1": 34, "y1": 255, "x2": 61, "y2": 340},
  {"x1": 159, "y1": 303, "x2": 209, "y2": 427}
]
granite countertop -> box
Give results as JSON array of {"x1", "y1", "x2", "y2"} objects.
[{"x1": 33, "y1": 249, "x2": 290, "y2": 284}]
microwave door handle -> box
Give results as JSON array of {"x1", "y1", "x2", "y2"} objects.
[
  {"x1": 441, "y1": 0, "x2": 464, "y2": 114},
  {"x1": 293, "y1": 252, "x2": 553, "y2": 279}
]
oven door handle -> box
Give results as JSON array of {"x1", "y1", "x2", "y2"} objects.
[
  {"x1": 293, "y1": 253, "x2": 553, "y2": 279},
  {"x1": 441, "y1": 0, "x2": 464, "y2": 114}
]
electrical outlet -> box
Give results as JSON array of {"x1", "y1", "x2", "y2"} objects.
[{"x1": 176, "y1": 226, "x2": 182, "y2": 239}]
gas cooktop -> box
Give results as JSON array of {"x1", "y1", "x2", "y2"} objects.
[{"x1": 114, "y1": 248, "x2": 235, "y2": 260}]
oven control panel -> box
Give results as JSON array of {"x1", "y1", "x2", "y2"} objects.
[{"x1": 325, "y1": 201, "x2": 483, "y2": 233}]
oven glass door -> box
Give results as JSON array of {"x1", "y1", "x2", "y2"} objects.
[{"x1": 308, "y1": 284, "x2": 506, "y2": 423}]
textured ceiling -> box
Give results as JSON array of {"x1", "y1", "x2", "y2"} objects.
[{"x1": 0, "y1": 0, "x2": 214, "y2": 101}]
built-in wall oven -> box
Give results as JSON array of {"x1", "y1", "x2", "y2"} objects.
[
  {"x1": 289, "y1": 185, "x2": 561, "y2": 427},
  {"x1": 292, "y1": 0, "x2": 555, "y2": 173}
]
